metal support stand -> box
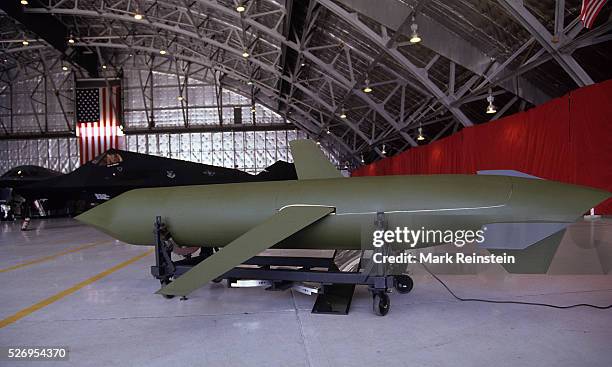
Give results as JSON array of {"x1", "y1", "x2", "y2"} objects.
[{"x1": 150, "y1": 216, "x2": 411, "y2": 316}]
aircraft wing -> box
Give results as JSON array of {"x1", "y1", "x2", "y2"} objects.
[{"x1": 157, "y1": 205, "x2": 335, "y2": 296}]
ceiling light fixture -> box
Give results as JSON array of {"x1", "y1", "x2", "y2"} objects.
[
  {"x1": 236, "y1": 2, "x2": 246, "y2": 13},
  {"x1": 68, "y1": 34, "x2": 75, "y2": 44},
  {"x1": 247, "y1": 80, "x2": 253, "y2": 85},
  {"x1": 20, "y1": 0, "x2": 28, "y2": 5},
  {"x1": 62, "y1": 64, "x2": 69, "y2": 71},
  {"x1": 361, "y1": 155, "x2": 365, "y2": 164},
  {"x1": 134, "y1": 12, "x2": 143, "y2": 20},
  {"x1": 159, "y1": 49, "x2": 167, "y2": 55},
  {"x1": 251, "y1": 106, "x2": 256, "y2": 113},
  {"x1": 363, "y1": 78, "x2": 372, "y2": 93},
  {"x1": 417, "y1": 127, "x2": 425, "y2": 141},
  {"x1": 242, "y1": 50, "x2": 250, "y2": 58},
  {"x1": 102, "y1": 65, "x2": 107, "y2": 69},
  {"x1": 22, "y1": 39, "x2": 29, "y2": 46},
  {"x1": 409, "y1": 16, "x2": 421, "y2": 44},
  {"x1": 381, "y1": 144, "x2": 386, "y2": 155},
  {"x1": 486, "y1": 89, "x2": 496, "y2": 114},
  {"x1": 339, "y1": 109, "x2": 347, "y2": 119},
  {"x1": 177, "y1": 95, "x2": 183, "y2": 101}
]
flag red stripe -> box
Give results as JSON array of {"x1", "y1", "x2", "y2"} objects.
[
  {"x1": 115, "y1": 86, "x2": 120, "y2": 148},
  {"x1": 100, "y1": 89, "x2": 105, "y2": 157},
  {"x1": 78, "y1": 125, "x2": 84, "y2": 165}
]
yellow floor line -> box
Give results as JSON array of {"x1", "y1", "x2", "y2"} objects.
[
  {"x1": 0, "y1": 248, "x2": 154, "y2": 329},
  {"x1": 0, "y1": 240, "x2": 110, "y2": 273}
]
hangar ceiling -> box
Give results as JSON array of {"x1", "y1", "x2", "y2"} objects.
[{"x1": 1, "y1": 0, "x2": 611, "y2": 165}]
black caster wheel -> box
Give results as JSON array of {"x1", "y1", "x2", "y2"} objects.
[
  {"x1": 160, "y1": 280, "x2": 174, "y2": 299},
  {"x1": 373, "y1": 292, "x2": 390, "y2": 316},
  {"x1": 394, "y1": 275, "x2": 414, "y2": 294}
]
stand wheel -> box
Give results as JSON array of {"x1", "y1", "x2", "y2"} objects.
[
  {"x1": 372, "y1": 292, "x2": 390, "y2": 316},
  {"x1": 160, "y1": 280, "x2": 174, "y2": 299},
  {"x1": 394, "y1": 275, "x2": 414, "y2": 294}
]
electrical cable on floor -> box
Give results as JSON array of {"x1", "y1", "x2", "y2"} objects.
[{"x1": 420, "y1": 263, "x2": 612, "y2": 310}]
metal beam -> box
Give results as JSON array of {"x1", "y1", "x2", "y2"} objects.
[
  {"x1": 319, "y1": 0, "x2": 473, "y2": 127},
  {"x1": 496, "y1": 0, "x2": 594, "y2": 87},
  {"x1": 334, "y1": 0, "x2": 551, "y2": 106}
]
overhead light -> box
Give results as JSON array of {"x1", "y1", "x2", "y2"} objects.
[
  {"x1": 300, "y1": 62, "x2": 306, "y2": 67},
  {"x1": 134, "y1": 13, "x2": 143, "y2": 20},
  {"x1": 159, "y1": 49, "x2": 167, "y2": 55},
  {"x1": 20, "y1": 0, "x2": 28, "y2": 5},
  {"x1": 486, "y1": 90, "x2": 496, "y2": 114},
  {"x1": 316, "y1": 140, "x2": 321, "y2": 146},
  {"x1": 363, "y1": 79, "x2": 372, "y2": 93},
  {"x1": 242, "y1": 50, "x2": 250, "y2": 58},
  {"x1": 236, "y1": 3, "x2": 246, "y2": 12},
  {"x1": 409, "y1": 17, "x2": 421, "y2": 44},
  {"x1": 102, "y1": 65, "x2": 107, "y2": 69},
  {"x1": 251, "y1": 106, "x2": 256, "y2": 113},
  {"x1": 68, "y1": 34, "x2": 75, "y2": 44},
  {"x1": 339, "y1": 108, "x2": 347, "y2": 119},
  {"x1": 381, "y1": 144, "x2": 386, "y2": 155},
  {"x1": 247, "y1": 80, "x2": 253, "y2": 85},
  {"x1": 22, "y1": 39, "x2": 29, "y2": 46},
  {"x1": 128, "y1": 53, "x2": 133, "y2": 57},
  {"x1": 177, "y1": 95, "x2": 183, "y2": 101},
  {"x1": 62, "y1": 64, "x2": 69, "y2": 71},
  {"x1": 417, "y1": 127, "x2": 425, "y2": 141},
  {"x1": 326, "y1": 128, "x2": 331, "y2": 135}
]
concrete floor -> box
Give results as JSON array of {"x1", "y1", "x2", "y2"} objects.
[{"x1": 1, "y1": 218, "x2": 611, "y2": 367}]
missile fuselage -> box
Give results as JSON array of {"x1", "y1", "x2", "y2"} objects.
[{"x1": 76, "y1": 174, "x2": 610, "y2": 250}]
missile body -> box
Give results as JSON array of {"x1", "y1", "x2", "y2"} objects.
[{"x1": 76, "y1": 174, "x2": 610, "y2": 250}]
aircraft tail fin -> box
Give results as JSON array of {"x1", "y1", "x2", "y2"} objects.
[
  {"x1": 289, "y1": 140, "x2": 343, "y2": 180},
  {"x1": 488, "y1": 229, "x2": 565, "y2": 274}
]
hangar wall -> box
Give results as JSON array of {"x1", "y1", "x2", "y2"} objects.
[
  {"x1": 124, "y1": 130, "x2": 308, "y2": 174},
  {"x1": 0, "y1": 137, "x2": 80, "y2": 174},
  {"x1": 0, "y1": 69, "x2": 320, "y2": 174},
  {"x1": 353, "y1": 80, "x2": 612, "y2": 214}
]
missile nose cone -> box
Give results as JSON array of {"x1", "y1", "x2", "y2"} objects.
[{"x1": 75, "y1": 200, "x2": 115, "y2": 233}]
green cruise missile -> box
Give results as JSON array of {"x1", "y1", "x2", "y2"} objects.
[{"x1": 76, "y1": 140, "x2": 611, "y2": 296}]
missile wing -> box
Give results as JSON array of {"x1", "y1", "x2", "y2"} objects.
[{"x1": 157, "y1": 205, "x2": 335, "y2": 296}]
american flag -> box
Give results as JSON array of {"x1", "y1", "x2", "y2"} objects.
[
  {"x1": 76, "y1": 85, "x2": 123, "y2": 165},
  {"x1": 581, "y1": 0, "x2": 608, "y2": 28}
]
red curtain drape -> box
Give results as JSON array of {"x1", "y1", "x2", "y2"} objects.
[{"x1": 352, "y1": 79, "x2": 612, "y2": 213}]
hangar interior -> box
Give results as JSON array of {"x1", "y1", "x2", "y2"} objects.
[{"x1": 1, "y1": 0, "x2": 612, "y2": 366}]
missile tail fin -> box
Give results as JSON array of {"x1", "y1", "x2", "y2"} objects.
[
  {"x1": 489, "y1": 229, "x2": 565, "y2": 274},
  {"x1": 289, "y1": 139, "x2": 343, "y2": 180}
]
